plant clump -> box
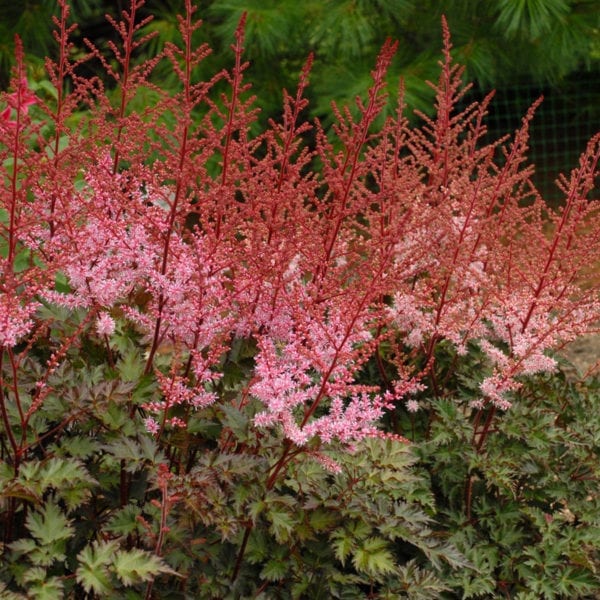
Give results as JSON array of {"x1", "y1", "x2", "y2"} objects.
[{"x1": 0, "y1": 1, "x2": 599, "y2": 597}]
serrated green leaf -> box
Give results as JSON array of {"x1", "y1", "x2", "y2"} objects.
[
  {"x1": 26, "y1": 503, "x2": 73, "y2": 546},
  {"x1": 352, "y1": 536, "x2": 396, "y2": 575},
  {"x1": 12, "y1": 504, "x2": 74, "y2": 567},
  {"x1": 117, "y1": 348, "x2": 145, "y2": 382},
  {"x1": 9, "y1": 539, "x2": 37, "y2": 555},
  {"x1": 39, "y1": 457, "x2": 95, "y2": 489},
  {"x1": 132, "y1": 373, "x2": 158, "y2": 404},
  {"x1": 248, "y1": 499, "x2": 266, "y2": 523},
  {"x1": 309, "y1": 508, "x2": 339, "y2": 532},
  {"x1": 113, "y1": 548, "x2": 177, "y2": 586},
  {"x1": 76, "y1": 540, "x2": 119, "y2": 595},
  {"x1": 13, "y1": 248, "x2": 32, "y2": 273},
  {"x1": 260, "y1": 556, "x2": 288, "y2": 582},
  {"x1": 0, "y1": 579, "x2": 26, "y2": 599},
  {"x1": 185, "y1": 416, "x2": 221, "y2": 437},
  {"x1": 18, "y1": 457, "x2": 97, "y2": 510},
  {"x1": 395, "y1": 560, "x2": 450, "y2": 599},
  {"x1": 26, "y1": 577, "x2": 64, "y2": 600},
  {"x1": 105, "y1": 505, "x2": 144, "y2": 536},
  {"x1": 54, "y1": 271, "x2": 71, "y2": 293},
  {"x1": 102, "y1": 435, "x2": 161, "y2": 473},
  {"x1": 332, "y1": 534, "x2": 355, "y2": 565},
  {"x1": 246, "y1": 530, "x2": 270, "y2": 564},
  {"x1": 220, "y1": 403, "x2": 249, "y2": 439},
  {"x1": 51, "y1": 435, "x2": 101, "y2": 459},
  {"x1": 0, "y1": 480, "x2": 41, "y2": 504},
  {"x1": 556, "y1": 567, "x2": 597, "y2": 596},
  {"x1": 20, "y1": 566, "x2": 47, "y2": 584},
  {"x1": 267, "y1": 508, "x2": 296, "y2": 543}
]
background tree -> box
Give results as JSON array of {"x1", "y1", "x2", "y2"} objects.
[{"x1": 2, "y1": 0, "x2": 599, "y2": 123}]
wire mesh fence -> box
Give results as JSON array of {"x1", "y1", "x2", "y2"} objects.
[{"x1": 471, "y1": 71, "x2": 600, "y2": 205}]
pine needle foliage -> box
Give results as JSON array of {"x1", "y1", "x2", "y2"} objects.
[{"x1": 1, "y1": 0, "x2": 598, "y2": 117}]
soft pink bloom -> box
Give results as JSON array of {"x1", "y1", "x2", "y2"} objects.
[
  {"x1": 144, "y1": 417, "x2": 160, "y2": 435},
  {"x1": 308, "y1": 452, "x2": 342, "y2": 474},
  {"x1": 3, "y1": 6, "x2": 600, "y2": 459},
  {"x1": 167, "y1": 417, "x2": 187, "y2": 429},
  {"x1": 96, "y1": 313, "x2": 116, "y2": 337},
  {"x1": 0, "y1": 294, "x2": 37, "y2": 347},
  {"x1": 406, "y1": 399, "x2": 420, "y2": 413}
]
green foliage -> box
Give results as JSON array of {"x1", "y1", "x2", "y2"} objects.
[
  {"x1": 496, "y1": 0, "x2": 570, "y2": 39},
  {"x1": 2, "y1": 194, "x2": 600, "y2": 598},
  {"x1": 0, "y1": 321, "x2": 460, "y2": 597},
  {"x1": 2, "y1": 0, "x2": 598, "y2": 121},
  {"x1": 412, "y1": 361, "x2": 600, "y2": 598},
  {"x1": 76, "y1": 541, "x2": 119, "y2": 595},
  {"x1": 8, "y1": 457, "x2": 97, "y2": 509},
  {"x1": 112, "y1": 547, "x2": 177, "y2": 587},
  {"x1": 11, "y1": 503, "x2": 74, "y2": 567}
]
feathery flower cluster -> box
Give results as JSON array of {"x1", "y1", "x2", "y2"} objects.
[
  {"x1": 0, "y1": 1, "x2": 598, "y2": 459},
  {"x1": 0, "y1": 77, "x2": 36, "y2": 130}
]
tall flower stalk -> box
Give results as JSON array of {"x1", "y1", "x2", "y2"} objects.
[{"x1": 0, "y1": 3, "x2": 599, "y2": 589}]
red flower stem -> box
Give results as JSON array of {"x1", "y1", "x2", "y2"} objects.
[
  {"x1": 48, "y1": 1, "x2": 71, "y2": 237},
  {"x1": 521, "y1": 144, "x2": 600, "y2": 334},
  {"x1": 319, "y1": 42, "x2": 396, "y2": 284},
  {"x1": 475, "y1": 405, "x2": 496, "y2": 453},
  {"x1": 145, "y1": 4, "x2": 194, "y2": 373},
  {"x1": 231, "y1": 522, "x2": 252, "y2": 584},
  {"x1": 216, "y1": 13, "x2": 246, "y2": 242},
  {"x1": 0, "y1": 353, "x2": 18, "y2": 466},
  {"x1": 111, "y1": 1, "x2": 140, "y2": 176},
  {"x1": 145, "y1": 471, "x2": 171, "y2": 599}
]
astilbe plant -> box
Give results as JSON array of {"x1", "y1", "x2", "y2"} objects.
[{"x1": 0, "y1": 0, "x2": 599, "y2": 597}]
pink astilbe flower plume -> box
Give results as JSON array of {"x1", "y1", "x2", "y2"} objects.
[
  {"x1": 96, "y1": 312, "x2": 116, "y2": 337},
  {"x1": 0, "y1": 1, "x2": 599, "y2": 484},
  {"x1": 0, "y1": 76, "x2": 36, "y2": 130}
]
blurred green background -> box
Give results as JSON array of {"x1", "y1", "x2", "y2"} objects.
[{"x1": 1, "y1": 0, "x2": 599, "y2": 200}]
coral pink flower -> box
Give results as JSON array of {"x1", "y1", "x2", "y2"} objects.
[{"x1": 1, "y1": 78, "x2": 36, "y2": 129}]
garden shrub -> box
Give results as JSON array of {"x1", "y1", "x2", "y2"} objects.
[{"x1": 0, "y1": 0, "x2": 599, "y2": 597}]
